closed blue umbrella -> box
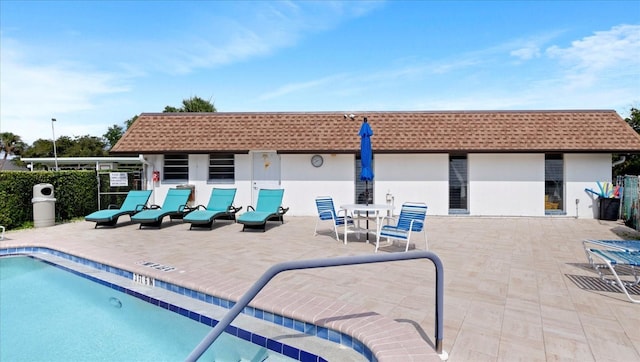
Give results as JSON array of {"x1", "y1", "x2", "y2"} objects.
[{"x1": 359, "y1": 118, "x2": 374, "y2": 205}]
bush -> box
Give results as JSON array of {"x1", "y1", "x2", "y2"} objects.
[{"x1": 0, "y1": 170, "x2": 98, "y2": 229}]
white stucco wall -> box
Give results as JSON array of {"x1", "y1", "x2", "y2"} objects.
[
  {"x1": 469, "y1": 154, "x2": 544, "y2": 216},
  {"x1": 281, "y1": 154, "x2": 355, "y2": 216},
  {"x1": 374, "y1": 154, "x2": 449, "y2": 216},
  {"x1": 140, "y1": 152, "x2": 614, "y2": 219},
  {"x1": 141, "y1": 154, "x2": 162, "y2": 206},
  {"x1": 468, "y1": 153, "x2": 612, "y2": 218},
  {"x1": 141, "y1": 154, "x2": 251, "y2": 209},
  {"x1": 565, "y1": 153, "x2": 613, "y2": 219},
  {"x1": 231, "y1": 153, "x2": 252, "y2": 211}
]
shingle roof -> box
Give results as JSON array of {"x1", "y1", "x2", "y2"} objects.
[{"x1": 110, "y1": 110, "x2": 640, "y2": 154}]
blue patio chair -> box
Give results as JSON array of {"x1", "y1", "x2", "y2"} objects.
[
  {"x1": 583, "y1": 239, "x2": 640, "y2": 252},
  {"x1": 131, "y1": 188, "x2": 192, "y2": 229},
  {"x1": 237, "y1": 189, "x2": 288, "y2": 231},
  {"x1": 183, "y1": 188, "x2": 242, "y2": 230},
  {"x1": 314, "y1": 196, "x2": 355, "y2": 241},
  {"x1": 584, "y1": 247, "x2": 640, "y2": 303},
  {"x1": 376, "y1": 202, "x2": 428, "y2": 252},
  {"x1": 582, "y1": 239, "x2": 640, "y2": 303},
  {"x1": 85, "y1": 190, "x2": 152, "y2": 228}
]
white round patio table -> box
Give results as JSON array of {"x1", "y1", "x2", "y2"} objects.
[{"x1": 339, "y1": 204, "x2": 393, "y2": 245}]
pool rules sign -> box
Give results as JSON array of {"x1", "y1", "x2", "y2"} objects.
[{"x1": 109, "y1": 172, "x2": 128, "y2": 187}]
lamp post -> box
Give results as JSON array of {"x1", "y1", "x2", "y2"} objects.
[{"x1": 51, "y1": 118, "x2": 59, "y2": 171}]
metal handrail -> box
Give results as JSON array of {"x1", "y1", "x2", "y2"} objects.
[{"x1": 185, "y1": 251, "x2": 444, "y2": 361}]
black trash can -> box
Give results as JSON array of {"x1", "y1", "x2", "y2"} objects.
[{"x1": 598, "y1": 197, "x2": 620, "y2": 221}]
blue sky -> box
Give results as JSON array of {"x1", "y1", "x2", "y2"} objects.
[{"x1": 1, "y1": 1, "x2": 639, "y2": 144}]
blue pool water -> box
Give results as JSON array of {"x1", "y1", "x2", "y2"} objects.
[{"x1": 0, "y1": 256, "x2": 296, "y2": 362}]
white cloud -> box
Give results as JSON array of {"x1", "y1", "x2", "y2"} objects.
[
  {"x1": 378, "y1": 25, "x2": 640, "y2": 112},
  {"x1": 253, "y1": 22, "x2": 640, "y2": 116},
  {"x1": 510, "y1": 46, "x2": 541, "y2": 60},
  {"x1": 506, "y1": 32, "x2": 563, "y2": 61},
  {"x1": 0, "y1": 2, "x2": 383, "y2": 143},
  {"x1": 0, "y1": 38, "x2": 130, "y2": 143},
  {"x1": 545, "y1": 24, "x2": 640, "y2": 86},
  {"x1": 547, "y1": 24, "x2": 640, "y2": 68},
  {"x1": 150, "y1": 1, "x2": 384, "y2": 75},
  {"x1": 258, "y1": 74, "x2": 348, "y2": 101},
  {"x1": 158, "y1": 21, "x2": 299, "y2": 75}
]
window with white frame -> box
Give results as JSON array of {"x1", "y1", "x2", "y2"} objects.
[
  {"x1": 209, "y1": 154, "x2": 235, "y2": 182},
  {"x1": 163, "y1": 154, "x2": 188, "y2": 181}
]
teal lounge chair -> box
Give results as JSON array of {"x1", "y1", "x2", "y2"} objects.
[
  {"x1": 237, "y1": 189, "x2": 288, "y2": 231},
  {"x1": 85, "y1": 190, "x2": 152, "y2": 228},
  {"x1": 131, "y1": 188, "x2": 192, "y2": 229},
  {"x1": 183, "y1": 188, "x2": 242, "y2": 230}
]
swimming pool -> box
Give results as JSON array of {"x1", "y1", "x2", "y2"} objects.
[
  {"x1": 0, "y1": 247, "x2": 371, "y2": 361},
  {"x1": 0, "y1": 255, "x2": 304, "y2": 361}
]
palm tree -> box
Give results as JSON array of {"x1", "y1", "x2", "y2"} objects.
[{"x1": 0, "y1": 132, "x2": 26, "y2": 171}]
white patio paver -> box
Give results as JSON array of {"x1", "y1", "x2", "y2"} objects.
[{"x1": 2, "y1": 216, "x2": 639, "y2": 361}]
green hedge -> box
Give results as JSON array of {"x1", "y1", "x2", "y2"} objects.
[{"x1": 0, "y1": 171, "x2": 98, "y2": 230}]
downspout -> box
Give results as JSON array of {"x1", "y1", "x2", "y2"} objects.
[
  {"x1": 138, "y1": 154, "x2": 151, "y2": 185},
  {"x1": 612, "y1": 155, "x2": 626, "y2": 167},
  {"x1": 138, "y1": 154, "x2": 153, "y2": 204},
  {"x1": 612, "y1": 155, "x2": 626, "y2": 221}
]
